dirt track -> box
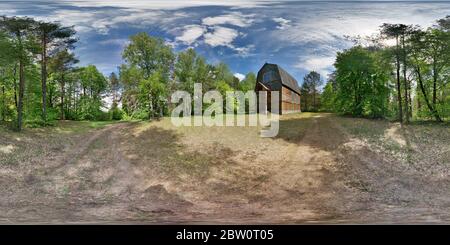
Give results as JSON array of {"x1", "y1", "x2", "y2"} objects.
[{"x1": 1, "y1": 114, "x2": 450, "y2": 223}]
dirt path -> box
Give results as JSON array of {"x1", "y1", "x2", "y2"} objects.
[{"x1": 1, "y1": 115, "x2": 450, "y2": 223}]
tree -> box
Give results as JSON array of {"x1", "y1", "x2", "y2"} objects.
[
  {"x1": 35, "y1": 21, "x2": 76, "y2": 122},
  {"x1": 174, "y1": 48, "x2": 216, "y2": 93},
  {"x1": 300, "y1": 80, "x2": 310, "y2": 112},
  {"x1": 409, "y1": 30, "x2": 443, "y2": 122},
  {"x1": 0, "y1": 30, "x2": 15, "y2": 122},
  {"x1": 109, "y1": 72, "x2": 122, "y2": 120},
  {"x1": 122, "y1": 32, "x2": 174, "y2": 79},
  {"x1": 437, "y1": 15, "x2": 450, "y2": 31},
  {"x1": 213, "y1": 62, "x2": 235, "y2": 89},
  {"x1": 121, "y1": 33, "x2": 174, "y2": 118},
  {"x1": 49, "y1": 49, "x2": 78, "y2": 120},
  {"x1": 109, "y1": 72, "x2": 121, "y2": 106},
  {"x1": 0, "y1": 16, "x2": 39, "y2": 131},
  {"x1": 320, "y1": 81, "x2": 336, "y2": 112},
  {"x1": 119, "y1": 64, "x2": 143, "y2": 116},
  {"x1": 75, "y1": 65, "x2": 107, "y2": 120},
  {"x1": 139, "y1": 71, "x2": 167, "y2": 119},
  {"x1": 238, "y1": 72, "x2": 256, "y2": 92},
  {"x1": 174, "y1": 48, "x2": 197, "y2": 93},
  {"x1": 332, "y1": 46, "x2": 390, "y2": 118},
  {"x1": 302, "y1": 71, "x2": 322, "y2": 112},
  {"x1": 380, "y1": 23, "x2": 410, "y2": 123}
]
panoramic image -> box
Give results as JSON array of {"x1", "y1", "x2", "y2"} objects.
[{"x1": 0, "y1": 0, "x2": 449, "y2": 231}]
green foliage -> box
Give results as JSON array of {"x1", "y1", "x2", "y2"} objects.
[
  {"x1": 332, "y1": 46, "x2": 390, "y2": 118},
  {"x1": 139, "y1": 71, "x2": 168, "y2": 119},
  {"x1": 214, "y1": 62, "x2": 236, "y2": 89},
  {"x1": 238, "y1": 72, "x2": 256, "y2": 92},
  {"x1": 122, "y1": 32, "x2": 174, "y2": 79},
  {"x1": 322, "y1": 17, "x2": 449, "y2": 122},
  {"x1": 175, "y1": 48, "x2": 202, "y2": 93},
  {"x1": 120, "y1": 33, "x2": 174, "y2": 119},
  {"x1": 0, "y1": 16, "x2": 252, "y2": 130},
  {"x1": 301, "y1": 71, "x2": 323, "y2": 112},
  {"x1": 0, "y1": 16, "x2": 41, "y2": 131},
  {"x1": 109, "y1": 105, "x2": 123, "y2": 120},
  {"x1": 320, "y1": 81, "x2": 336, "y2": 112},
  {"x1": 3, "y1": 14, "x2": 446, "y2": 131}
]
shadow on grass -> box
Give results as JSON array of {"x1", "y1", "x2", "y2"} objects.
[
  {"x1": 274, "y1": 113, "x2": 350, "y2": 152},
  {"x1": 122, "y1": 125, "x2": 239, "y2": 180}
]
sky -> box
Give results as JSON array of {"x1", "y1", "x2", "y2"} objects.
[{"x1": 1, "y1": 0, "x2": 449, "y2": 83}]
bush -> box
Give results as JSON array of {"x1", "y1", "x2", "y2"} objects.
[
  {"x1": 25, "y1": 119, "x2": 56, "y2": 128},
  {"x1": 109, "y1": 107, "x2": 123, "y2": 120},
  {"x1": 96, "y1": 111, "x2": 112, "y2": 121}
]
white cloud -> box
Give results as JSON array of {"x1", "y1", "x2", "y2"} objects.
[
  {"x1": 234, "y1": 73, "x2": 245, "y2": 81},
  {"x1": 109, "y1": 10, "x2": 187, "y2": 27},
  {"x1": 233, "y1": 44, "x2": 255, "y2": 57},
  {"x1": 34, "y1": 10, "x2": 98, "y2": 33},
  {"x1": 32, "y1": 9, "x2": 186, "y2": 35},
  {"x1": 295, "y1": 56, "x2": 335, "y2": 77},
  {"x1": 172, "y1": 12, "x2": 254, "y2": 56},
  {"x1": 202, "y1": 12, "x2": 255, "y2": 27},
  {"x1": 172, "y1": 12, "x2": 256, "y2": 54},
  {"x1": 73, "y1": 25, "x2": 93, "y2": 33},
  {"x1": 268, "y1": 3, "x2": 450, "y2": 77},
  {"x1": 175, "y1": 25, "x2": 206, "y2": 45},
  {"x1": 9, "y1": 0, "x2": 447, "y2": 77},
  {"x1": 98, "y1": 38, "x2": 129, "y2": 48},
  {"x1": 59, "y1": 0, "x2": 273, "y2": 10},
  {"x1": 0, "y1": 9, "x2": 17, "y2": 15},
  {"x1": 271, "y1": 3, "x2": 448, "y2": 46},
  {"x1": 204, "y1": 26, "x2": 239, "y2": 48},
  {"x1": 273, "y1": 17, "x2": 291, "y2": 30}
]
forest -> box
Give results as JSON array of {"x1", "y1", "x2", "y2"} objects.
[
  {"x1": 0, "y1": 16, "x2": 256, "y2": 131},
  {"x1": 0, "y1": 15, "x2": 449, "y2": 132},
  {"x1": 316, "y1": 16, "x2": 450, "y2": 123}
]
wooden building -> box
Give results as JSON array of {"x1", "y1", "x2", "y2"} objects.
[{"x1": 255, "y1": 63, "x2": 301, "y2": 114}]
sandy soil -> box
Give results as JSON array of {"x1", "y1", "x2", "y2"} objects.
[{"x1": 0, "y1": 114, "x2": 449, "y2": 224}]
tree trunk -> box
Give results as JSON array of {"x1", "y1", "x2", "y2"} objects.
[
  {"x1": 49, "y1": 85, "x2": 53, "y2": 108},
  {"x1": 416, "y1": 65, "x2": 442, "y2": 122},
  {"x1": 60, "y1": 75, "x2": 65, "y2": 120},
  {"x1": 148, "y1": 93, "x2": 153, "y2": 120},
  {"x1": 403, "y1": 77, "x2": 409, "y2": 123},
  {"x1": 17, "y1": 60, "x2": 25, "y2": 131},
  {"x1": 432, "y1": 59, "x2": 437, "y2": 106},
  {"x1": 408, "y1": 84, "x2": 412, "y2": 119},
  {"x1": 1, "y1": 85, "x2": 5, "y2": 121},
  {"x1": 13, "y1": 64, "x2": 18, "y2": 109},
  {"x1": 396, "y1": 36, "x2": 403, "y2": 124},
  {"x1": 67, "y1": 82, "x2": 72, "y2": 119},
  {"x1": 41, "y1": 37, "x2": 47, "y2": 122},
  {"x1": 313, "y1": 90, "x2": 316, "y2": 112},
  {"x1": 402, "y1": 36, "x2": 409, "y2": 123},
  {"x1": 417, "y1": 95, "x2": 421, "y2": 112}
]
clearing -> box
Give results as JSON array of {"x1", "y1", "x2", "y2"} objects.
[{"x1": 0, "y1": 113, "x2": 449, "y2": 223}]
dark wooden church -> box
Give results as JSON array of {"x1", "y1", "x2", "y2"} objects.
[{"x1": 255, "y1": 63, "x2": 301, "y2": 114}]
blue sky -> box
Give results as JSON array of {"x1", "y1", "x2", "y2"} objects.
[{"x1": 1, "y1": 0, "x2": 449, "y2": 83}]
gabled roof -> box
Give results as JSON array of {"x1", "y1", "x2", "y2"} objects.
[
  {"x1": 276, "y1": 65, "x2": 301, "y2": 94},
  {"x1": 259, "y1": 63, "x2": 301, "y2": 94}
]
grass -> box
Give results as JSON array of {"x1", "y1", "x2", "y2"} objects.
[
  {"x1": 1, "y1": 114, "x2": 448, "y2": 174},
  {"x1": 0, "y1": 120, "x2": 117, "y2": 166},
  {"x1": 51, "y1": 120, "x2": 118, "y2": 134},
  {"x1": 1, "y1": 113, "x2": 449, "y2": 223},
  {"x1": 336, "y1": 115, "x2": 450, "y2": 170}
]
